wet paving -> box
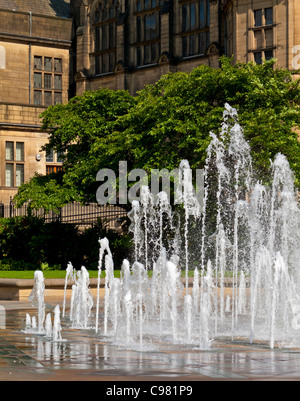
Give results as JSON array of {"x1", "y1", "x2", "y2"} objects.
[{"x1": 1, "y1": 299, "x2": 300, "y2": 381}]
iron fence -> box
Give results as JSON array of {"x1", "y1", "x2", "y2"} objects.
[{"x1": 0, "y1": 201, "x2": 128, "y2": 231}]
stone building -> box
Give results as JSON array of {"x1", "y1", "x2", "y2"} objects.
[
  {"x1": 1, "y1": 0, "x2": 300, "y2": 205},
  {"x1": 0, "y1": 0, "x2": 73, "y2": 205},
  {"x1": 223, "y1": 0, "x2": 300, "y2": 75},
  {"x1": 72, "y1": 0, "x2": 300, "y2": 95},
  {"x1": 72, "y1": 0, "x2": 219, "y2": 95}
]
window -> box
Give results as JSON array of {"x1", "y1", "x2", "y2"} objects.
[
  {"x1": 189, "y1": 34, "x2": 196, "y2": 55},
  {"x1": 102, "y1": 25, "x2": 108, "y2": 50},
  {"x1": 57, "y1": 151, "x2": 64, "y2": 163},
  {"x1": 5, "y1": 164, "x2": 14, "y2": 187},
  {"x1": 190, "y1": 3, "x2": 196, "y2": 29},
  {"x1": 265, "y1": 29, "x2": 273, "y2": 48},
  {"x1": 199, "y1": 31, "x2": 209, "y2": 54},
  {"x1": 34, "y1": 90, "x2": 42, "y2": 105},
  {"x1": 265, "y1": 8, "x2": 273, "y2": 25},
  {"x1": 54, "y1": 92, "x2": 62, "y2": 105},
  {"x1": 33, "y1": 56, "x2": 63, "y2": 106},
  {"x1": 254, "y1": 50, "x2": 273, "y2": 65},
  {"x1": 95, "y1": 55, "x2": 100, "y2": 75},
  {"x1": 54, "y1": 58, "x2": 63, "y2": 73},
  {"x1": 181, "y1": 0, "x2": 210, "y2": 58},
  {"x1": 16, "y1": 143, "x2": 24, "y2": 162},
  {"x1": 264, "y1": 50, "x2": 273, "y2": 60},
  {"x1": 137, "y1": 16, "x2": 141, "y2": 39},
  {"x1": 54, "y1": 75, "x2": 62, "y2": 90},
  {"x1": 144, "y1": 44, "x2": 151, "y2": 64},
  {"x1": 16, "y1": 165, "x2": 24, "y2": 188},
  {"x1": 34, "y1": 56, "x2": 42, "y2": 70},
  {"x1": 93, "y1": 0, "x2": 119, "y2": 75},
  {"x1": 142, "y1": 43, "x2": 159, "y2": 65},
  {"x1": 135, "y1": 0, "x2": 160, "y2": 66},
  {"x1": 254, "y1": 9, "x2": 262, "y2": 27},
  {"x1": 44, "y1": 74, "x2": 52, "y2": 89},
  {"x1": 109, "y1": 52, "x2": 116, "y2": 71},
  {"x1": 44, "y1": 92, "x2": 52, "y2": 106},
  {"x1": 102, "y1": 53, "x2": 109, "y2": 73},
  {"x1": 46, "y1": 149, "x2": 64, "y2": 175},
  {"x1": 137, "y1": 46, "x2": 141, "y2": 66},
  {"x1": 46, "y1": 166, "x2": 63, "y2": 175},
  {"x1": 254, "y1": 30, "x2": 262, "y2": 49},
  {"x1": 182, "y1": 36, "x2": 188, "y2": 57},
  {"x1": 145, "y1": 14, "x2": 157, "y2": 40},
  {"x1": 44, "y1": 57, "x2": 52, "y2": 72},
  {"x1": 95, "y1": 27, "x2": 100, "y2": 52},
  {"x1": 109, "y1": 23, "x2": 116, "y2": 48},
  {"x1": 254, "y1": 52, "x2": 262, "y2": 65},
  {"x1": 252, "y1": 8, "x2": 274, "y2": 64},
  {"x1": 199, "y1": 0, "x2": 209, "y2": 28},
  {"x1": 46, "y1": 149, "x2": 54, "y2": 163},
  {"x1": 5, "y1": 142, "x2": 14, "y2": 161},
  {"x1": 34, "y1": 73, "x2": 42, "y2": 88},
  {"x1": 5, "y1": 142, "x2": 25, "y2": 187},
  {"x1": 182, "y1": 4, "x2": 189, "y2": 32}
]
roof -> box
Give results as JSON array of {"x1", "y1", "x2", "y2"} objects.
[{"x1": 0, "y1": 0, "x2": 71, "y2": 18}]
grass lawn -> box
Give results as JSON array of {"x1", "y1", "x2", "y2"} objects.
[
  {"x1": 0, "y1": 270, "x2": 104, "y2": 279},
  {"x1": 0, "y1": 270, "x2": 235, "y2": 280},
  {"x1": 0, "y1": 270, "x2": 195, "y2": 280}
]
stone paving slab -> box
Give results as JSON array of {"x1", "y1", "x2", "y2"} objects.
[{"x1": 1, "y1": 298, "x2": 300, "y2": 382}]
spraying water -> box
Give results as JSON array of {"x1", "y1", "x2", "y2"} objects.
[
  {"x1": 95, "y1": 238, "x2": 112, "y2": 333},
  {"x1": 28, "y1": 271, "x2": 46, "y2": 334},
  {"x1": 63, "y1": 262, "x2": 76, "y2": 318},
  {"x1": 27, "y1": 103, "x2": 300, "y2": 351},
  {"x1": 101, "y1": 103, "x2": 300, "y2": 350},
  {"x1": 70, "y1": 266, "x2": 93, "y2": 329}
]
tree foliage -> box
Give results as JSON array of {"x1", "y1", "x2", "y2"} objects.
[
  {"x1": 14, "y1": 57, "x2": 300, "y2": 209},
  {"x1": 0, "y1": 216, "x2": 132, "y2": 270}
]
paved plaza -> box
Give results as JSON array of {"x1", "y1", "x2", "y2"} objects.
[{"x1": 0, "y1": 296, "x2": 300, "y2": 382}]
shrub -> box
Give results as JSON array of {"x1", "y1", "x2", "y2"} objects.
[{"x1": 0, "y1": 216, "x2": 133, "y2": 271}]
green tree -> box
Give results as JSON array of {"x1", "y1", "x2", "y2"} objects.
[
  {"x1": 14, "y1": 57, "x2": 300, "y2": 210},
  {"x1": 117, "y1": 57, "x2": 300, "y2": 184},
  {"x1": 14, "y1": 88, "x2": 136, "y2": 210}
]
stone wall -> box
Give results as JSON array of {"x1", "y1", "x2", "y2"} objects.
[{"x1": 0, "y1": 8, "x2": 72, "y2": 204}]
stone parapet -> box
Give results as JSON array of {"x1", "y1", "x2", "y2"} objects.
[{"x1": 0, "y1": 276, "x2": 250, "y2": 301}]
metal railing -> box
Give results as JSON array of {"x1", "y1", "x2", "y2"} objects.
[{"x1": 0, "y1": 201, "x2": 128, "y2": 231}]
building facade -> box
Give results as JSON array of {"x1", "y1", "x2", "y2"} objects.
[
  {"x1": 223, "y1": 0, "x2": 300, "y2": 75},
  {"x1": 72, "y1": 0, "x2": 300, "y2": 96},
  {"x1": 1, "y1": 0, "x2": 300, "y2": 205},
  {"x1": 72, "y1": 0, "x2": 220, "y2": 95},
  {"x1": 0, "y1": 0, "x2": 73, "y2": 205}
]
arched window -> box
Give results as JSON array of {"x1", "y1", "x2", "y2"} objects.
[
  {"x1": 135, "y1": 0, "x2": 160, "y2": 66},
  {"x1": 93, "y1": 0, "x2": 119, "y2": 75},
  {"x1": 0, "y1": 45, "x2": 6, "y2": 70},
  {"x1": 181, "y1": 0, "x2": 210, "y2": 58}
]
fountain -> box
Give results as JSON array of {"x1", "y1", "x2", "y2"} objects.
[
  {"x1": 27, "y1": 270, "x2": 46, "y2": 334},
  {"x1": 26, "y1": 103, "x2": 300, "y2": 351},
  {"x1": 70, "y1": 266, "x2": 93, "y2": 329},
  {"x1": 97, "y1": 103, "x2": 300, "y2": 350},
  {"x1": 25, "y1": 270, "x2": 65, "y2": 342}
]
